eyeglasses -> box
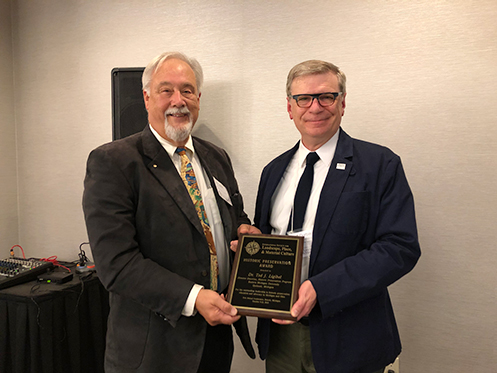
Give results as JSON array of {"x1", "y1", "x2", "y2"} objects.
[{"x1": 291, "y1": 92, "x2": 343, "y2": 108}]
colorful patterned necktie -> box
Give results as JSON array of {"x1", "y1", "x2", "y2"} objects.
[{"x1": 175, "y1": 147, "x2": 219, "y2": 291}]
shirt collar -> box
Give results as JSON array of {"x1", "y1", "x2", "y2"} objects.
[
  {"x1": 297, "y1": 130, "x2": 339, "y2": 168},
  {"x1": 149, "y1": 124, "x2": 195, "y2": 157}
]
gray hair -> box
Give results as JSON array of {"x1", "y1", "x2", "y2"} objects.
[
  {"x1": 286, "y1": 60, "x2": 346, "y2": 97},
  {"x1": 142, "y1": 52, "x2": 204, "y2": 94}
]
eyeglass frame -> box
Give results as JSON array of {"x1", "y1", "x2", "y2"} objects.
[{"x1": 290, "y1": 92, "x2": 343, "y2": 108}]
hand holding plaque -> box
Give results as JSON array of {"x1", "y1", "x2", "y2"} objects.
[{"x1": 226, "y1": 234, "x2": 304, "y2": 320}]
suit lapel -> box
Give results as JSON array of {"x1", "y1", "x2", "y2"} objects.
[
  {"x1": 310, "y1": 129, "x2": 354, "y2": 272},
  {"x1": 141, "y1": 127, "x2": 204, "y2": 236},
  {"x1": 193, "y1": 138, "x2": 233, "y2": 243}
]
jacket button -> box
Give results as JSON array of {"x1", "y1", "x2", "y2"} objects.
[{"x1": 201, "y1": 270, "x2": 208, "y2": 277}]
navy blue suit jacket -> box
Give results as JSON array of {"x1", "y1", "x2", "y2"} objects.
[{"x1": 255, "y1": 129, "x2": 420, "y2": 373}]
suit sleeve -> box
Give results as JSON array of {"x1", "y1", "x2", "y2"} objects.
[
  {"x1": 82, "y1": 147, "x2": 194, "y2": 326},
  {"x1": 310, "y1": 155, "x2": 421, "y2": 319}
]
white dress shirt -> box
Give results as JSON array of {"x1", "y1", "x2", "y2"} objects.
[
  {"x1": 150, "y1": 125, "x2": 229, "y2": 316},
  {"x1": 269, "y1": 132, "x2": 339, "y2": 282}
]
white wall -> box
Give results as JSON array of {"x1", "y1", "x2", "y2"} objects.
[
  {"x1": 0, "y1": 0, "x2": 18, "y2": 247},
  {"x1": 5, "y1": 1, "x2": 497, "y2": 372}
]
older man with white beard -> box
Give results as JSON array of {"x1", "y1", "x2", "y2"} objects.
[{"x1": 83, "y1": 52, "x2": 258, "y2": 373}]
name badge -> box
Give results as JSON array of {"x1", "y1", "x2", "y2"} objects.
[{"x1": 214, "y1": 177, "x2": 232, "y2": 206}]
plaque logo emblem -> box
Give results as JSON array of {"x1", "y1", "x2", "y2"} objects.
[{"x1": 245, "y1": 241, "x2": 261, "y2": 256}]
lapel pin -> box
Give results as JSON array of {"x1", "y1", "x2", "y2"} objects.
[{"x1": 336, "y1": 163, "x2": 346, "y2": 170}]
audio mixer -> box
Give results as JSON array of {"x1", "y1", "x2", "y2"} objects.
[{"x1": 0, "y1": 257, "x2": 53, "y2": 290}]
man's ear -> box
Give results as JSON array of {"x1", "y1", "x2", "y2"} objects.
[
  {"x1": 341, "y1": 92, "x2": 346, "y2": 116},
  {"x1": 287, "y1": 97, "x2": 293, "y2": 120},
  {"x1": 143, "y1": 90, "x2": 150, "y2": 111}
]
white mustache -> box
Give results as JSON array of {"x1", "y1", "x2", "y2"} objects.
[{"x1": 165, "y1": 107, "x2": 190, "y2": 116}]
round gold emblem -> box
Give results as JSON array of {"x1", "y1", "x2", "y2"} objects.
[{"x1": 245, "y1": 241, "x2": 261, "y2": 256}]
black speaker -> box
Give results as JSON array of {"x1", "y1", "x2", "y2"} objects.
[{"x1": 111, "y1": 67, "x2": 148, "y2": 140}]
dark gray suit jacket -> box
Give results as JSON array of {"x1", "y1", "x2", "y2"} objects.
[{"x1": 83, "y1": 126, "x2": 253, "y2": 372}]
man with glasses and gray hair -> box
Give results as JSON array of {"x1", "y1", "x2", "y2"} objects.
[
  {"x1": 254, "y1": 59, "x2": 421, "y2": 373},
  {"x1": 83, "y1": 51, "x2": 257, "y2": 373}
]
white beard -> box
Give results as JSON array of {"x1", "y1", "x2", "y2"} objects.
[{"x1": 164, "y1": 107, "x2": 193, "y2": 143}]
